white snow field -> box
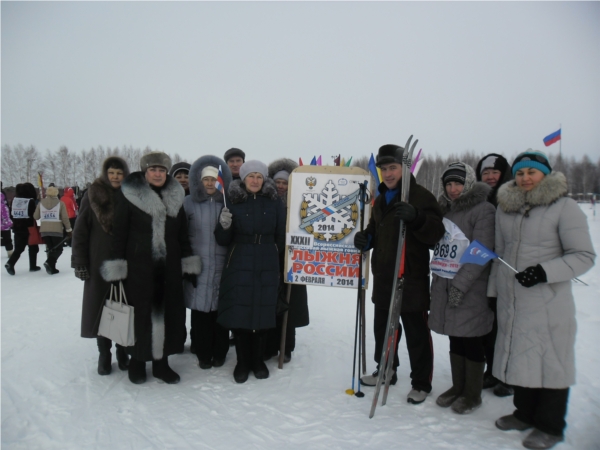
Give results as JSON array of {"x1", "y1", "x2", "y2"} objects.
[{"x1": 2, "y1": 206, "x2": 599, "y2": 450}]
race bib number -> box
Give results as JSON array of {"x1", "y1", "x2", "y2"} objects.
[
  {"x1": 430, "y1": 218, "x2": 470, "y2": 279},
  {"x1": 11, "y1": 198, "x2": 30, "y2": 219},
  {"x1": 40, "y1": 203, "x2": 61, "y2": 222}
]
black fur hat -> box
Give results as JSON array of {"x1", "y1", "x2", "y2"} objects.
[
  {"x1": 376, "y1": 144, "x2": 404, "y2": 167},
  {"x1": 224, "y1": 148, "x2": 246, "y2": 163}
]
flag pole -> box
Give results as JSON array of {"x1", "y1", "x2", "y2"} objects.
[{"x1": 497, "y1": 257, "x2": 518, "y2": 273}]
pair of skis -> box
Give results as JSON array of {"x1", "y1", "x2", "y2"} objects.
[{"x1": 369, "y1": 135, "x2": 418, "y2": 419}]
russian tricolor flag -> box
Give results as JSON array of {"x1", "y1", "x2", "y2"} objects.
[
  {"x1": 543, "y1": 129, "x2": 561, "y2": 147},
  {"x1": 216, "y1": 165, "x2": 225, "y2": 195}
]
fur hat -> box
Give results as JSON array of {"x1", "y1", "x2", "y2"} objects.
[
  {"x1": 169, "y1": 162, "x2": 191, "y2": 177},
  {"x1": 140, "y1": 151, "x2": 172, "y2": 172},
  {"x1": 224, "y1": 148, "x2": 246, "y2": 163},
  {"x1": 240, "y1": 160, "x2": 268, "y2": 181},
  {"x1": 476, "y1": 153, "x2": 509, "y2": 178},
  {"x1": 512, "y1": 150, "x2": 552, "y2": 177},
  {"x1": 46, "y1": 186, "x2": 59, "y2": 197},
  {"x1": 268, "y1": 158, "x2": 297, "y2": 181},
  {"x1": 376, "y1": 144, "x2": 404, "y2": 167},
  {"x1": 201, "y1": 166, "x2": 219, "y2": 180}
]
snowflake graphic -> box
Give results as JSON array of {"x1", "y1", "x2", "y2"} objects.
[{"x1": 302, "y1": 180, "x2": 356, "y2": 241}]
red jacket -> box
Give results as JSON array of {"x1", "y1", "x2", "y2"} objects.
[{"x1": 60, "y1": 187, "x2": 79, "y2": 219}]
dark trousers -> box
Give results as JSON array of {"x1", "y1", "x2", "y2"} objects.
[
  {"x1": 43, "y1": 236, "x2": 64, "y2": 264},
  {"x1": 191, "y1": 310, "x2": 229, "y2": 363},
  {"x1": 513, "y1": 386, "x2": 570, "y2": 436},
  {"x1": 373, "y1": 308, "x2": 434, "y2": 393},
  {"x1": 449, "y1": 335, "x2": 485, "y2": 362},
  {"x1": 482, "y1": 297, "x2": 498, "y2": 376},
  {"x1": 7, "y1": 230, "x2": 39, "y2": 268},
  {"x1": 1, "y1": 230, "x2": 13, "y2": 251}
]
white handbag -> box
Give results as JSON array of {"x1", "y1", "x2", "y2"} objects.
[{"x1": 97, "y1": 282, "x2": 135, "y2": 347}]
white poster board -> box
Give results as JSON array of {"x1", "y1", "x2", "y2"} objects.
[{"x1": 284, "y1": 166, "x2": 372, "y2": 289}]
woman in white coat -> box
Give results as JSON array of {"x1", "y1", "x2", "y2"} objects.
[{"x1": 489, "y1": 150, "x2": 595, "y2": 450}]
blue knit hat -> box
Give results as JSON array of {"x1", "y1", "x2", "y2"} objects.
[{"x1": 511, "y1": 150, "x2": 552, "y2": 177}]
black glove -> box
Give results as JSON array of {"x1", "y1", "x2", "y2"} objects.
[
  {"x1": 394, "y1": 201, "x2": 417, "y2": 223},
  {"x1": 74, "y1": 266, "x2": 89, "y2": 281},
  {"x1": 515, "y1": 264, "x2": 547, "y2": 288},
  {"x1": 184, "y1": 272, "x2": 197, "y2": 288},
  {"x1": 448, "y1": 286, "x2": 464, "y2": 308},
  {"x1": 353, "y1": 231, "x2": 368, "y2": 250}
]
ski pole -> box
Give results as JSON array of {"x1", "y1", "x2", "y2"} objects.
[
  {"x1": 346, "y1": 289, "x2": 361, "y2": 396},
  {"x1": 354, "y1": 181, "x2": 368, "y2": 398},
  {"x1": 45, "y1": 236, "x2": 71, "y2": 253},
  {"x1": 278, "y1": 284, "x2": 292, "y2": 369}
]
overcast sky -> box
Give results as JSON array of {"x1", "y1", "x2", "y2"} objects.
[{"x1": 2, "y1": 1, "x2": 599, "y2": 166}]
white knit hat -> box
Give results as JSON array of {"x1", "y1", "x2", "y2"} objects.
[{"x1": 201, "y1": 166, "x2": 219, "y2": 180}]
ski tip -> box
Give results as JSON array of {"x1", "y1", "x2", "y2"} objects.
[
  {"x1": 355, "y1": 391, "x2": 365, "y2": 398},
  {"x1": 345, "y1": 389, "x2": 355, "y2": 396}
]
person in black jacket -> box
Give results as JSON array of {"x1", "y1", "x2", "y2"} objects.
[
  {"x1": 354, "y1": 144, "x2": 445, "y2": 404},
  {"x1": 5, "y1": 183, "x2": 40, "y2": 275},
  {"x1": 215, "y1": 160, "x2": 286, "y2": 383},
  {"x1": 101, "y1": 151, "x2": 201, "y2": 385}
]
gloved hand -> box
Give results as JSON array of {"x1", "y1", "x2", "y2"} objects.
[
  {"x1": 74, "y1": 266, "x2": 90, "y2": 281},
  {"x1": 353, "y1": 231, "x2": 368, "y2": 250},
  {"x1": 184, "y1": 273, "x2": 197, "y2": 288},
  {"x1": 394, "y1": 201, "x2": 417, "y2": 223},
  {"x1": 515, "y1": 264, "x2": 547, "y2": 288},
  {"x1": 219, "y1": 207, "x2": 233, "y2": 230},
  {"x1": 448, "y1": 286, "x2": 464, "y2": 308},
  {"x1": 67, "y1": 231, "x2": 73, "y2": 238}
]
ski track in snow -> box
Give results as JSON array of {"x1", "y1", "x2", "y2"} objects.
[{"x1": 2, "y1": 206, "x2": 599, "y2": 449}]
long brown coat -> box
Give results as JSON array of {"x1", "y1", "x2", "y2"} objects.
[{"x1": 72, "y1": 179, "x2": 119, "y2": 338}]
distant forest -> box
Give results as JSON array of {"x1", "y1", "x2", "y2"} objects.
[{"x1": 2, "y1": 144, "x2": 599, "y2": 200}]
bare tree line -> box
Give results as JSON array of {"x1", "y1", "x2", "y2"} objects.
[
  {"x1": 1, "y1": 144, "x2": 187, "y2": 188},
  {"x1": 352, "y1": 151, "x2": 600, "y2": 198},
  {"x1": 2, "y1": 144, "x2": 598, "y2": 197}
]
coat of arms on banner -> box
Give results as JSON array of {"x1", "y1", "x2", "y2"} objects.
[{"x1": 299, "y1": 179, "x2": 358, "y2": 241}]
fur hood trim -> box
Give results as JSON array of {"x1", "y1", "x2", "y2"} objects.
[
  {"x1": 438, "y1": 182, "x2": 491, "y2": 214},
  {"x1": 46, "y1": 186, "x2": 59, "y2": 197},
  {"x1": 87, "y1": 178, "x2": 118, "y2": 234},
  {"x1": 497, "y1": 171, "x2": 568, "y2": 213},
  {"x1": 268, "y1": 158, "x2": 298, "y2": 179},
  {"x1": 228, "y1": 178, "x2": 279, "y2": 204},
  {"x1": 188, "y1": 155, "x2": 232, "y2": 203},
  {"x1": 121, "y1": 172, "x2": 184, "y2": 260},
  {"x1": 101, "y1": 156, "x2": 130, "y2": 184}
]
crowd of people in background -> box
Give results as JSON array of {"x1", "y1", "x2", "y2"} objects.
[{"x1": 1, "y1": 145, "x2": 595, "y2": 450}]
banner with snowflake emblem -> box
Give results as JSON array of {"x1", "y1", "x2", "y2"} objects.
[{"x1": 284, "y1": 166, "x2": 372, "y2": 289}]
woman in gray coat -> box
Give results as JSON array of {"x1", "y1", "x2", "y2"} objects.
[
  {"x1": 430, "y1": 162, "x2": 496, "y2": 414},
  {"x1": 72, "y1": 156, "x2": 130, "y2": 375},
  {"x1": 183, "y1": 155, "x2": 232, "y2": 369},
  {"x1": 489, "y1": 150, "x2": 595, "y2": 450}
]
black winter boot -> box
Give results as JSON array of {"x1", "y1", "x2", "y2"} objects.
[
  {"x1": 437, "y1": 353, "x2": 465, "y2": 407},
  {"x1": 152, "y1": 357, "x2": 180, "y2": 384},
  {"x1": 44, "y1": 260, "x2": 59, "y2": 275},
  {"x1": 451, "y1": 359, "x2": 485, "y2": 414},
  {"x1": 493, "y1": 381, "x2": 514, "y2": 397},
  {"x1": 233, "y1": 334, "x2": 251, "y2": 383},
  {"x1": 115, "y1": 345, "x2": 130, "y2": 371},
  {"x1": 96, "y1": 337, "x2": 112, "y2": 375},
  {"x1": 251, "y1": 333, "x2": 269, "y2": 380},
  {"x1": 4, "y1": 263, "x2": 15, "y2": 275},
  {"x1": 29, "y1": 251, "x2": 40, "y2": 272},
  {"x1": 128, "y1": 357, "x2": 147, "y2": 384}
]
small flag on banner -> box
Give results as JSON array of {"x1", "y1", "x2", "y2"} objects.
[
  {"x1": 299, "y1": 157, "x2": 304, "y2": 166},
  {"x1": 310, "y1": 156, "x2": 317, "y2": 166},
  {"x1": 317, "y1": 156, "x2": 322, "y2": 166},
  {"x1": 345, "y1": 156, "x2": 353, "y2": 167},
  {"x1": 340, "y1": 157, "x2": 346, "y2": 167},
  {"x1": 459, "y1": 240, "x2": 497, "y2": 266},
  {"x1": 543, "y1": 129, "x2": 561, "y2": 147},
  {"x1": 333, "y1": 155, "x2": 340, "y2": 166}
]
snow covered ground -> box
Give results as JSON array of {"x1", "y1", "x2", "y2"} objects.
[{"x1": 2, "y1": 206, "x2": 599, "y2": 450}]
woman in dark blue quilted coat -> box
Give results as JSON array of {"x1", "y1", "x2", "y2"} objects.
[{"x1": 215, "y1": 160, "x2": 286, "y2": 383}]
